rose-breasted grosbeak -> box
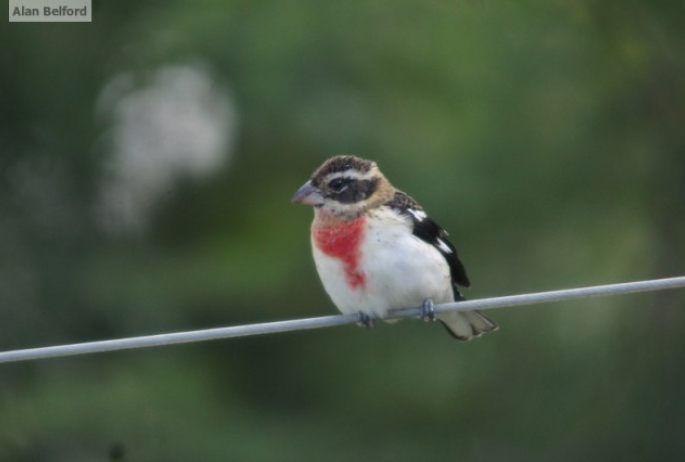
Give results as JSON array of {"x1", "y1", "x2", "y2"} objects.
[{"x1": 292, "y1": 155, "x2": 497, "y2": 340}]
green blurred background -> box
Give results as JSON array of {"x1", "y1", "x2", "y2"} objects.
[{"x1": 2, "y1": 0, "x2": 684, "y2": 460}]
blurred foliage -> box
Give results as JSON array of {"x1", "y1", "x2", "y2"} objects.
[{"x1": 1, "y1": 0, "x2": 684, "y2": 461}]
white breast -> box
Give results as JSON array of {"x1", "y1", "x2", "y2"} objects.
[{"x1": 312, "y1": 207, "x2": 454, "y2": 318}]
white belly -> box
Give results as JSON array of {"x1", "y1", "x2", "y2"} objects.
[{"x1": 312, "y1": 210, "x2": 454, "y2": 318}]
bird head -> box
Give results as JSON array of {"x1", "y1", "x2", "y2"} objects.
[{"x1": 292, "y1": 155, "x2": 394, "y2": 219}]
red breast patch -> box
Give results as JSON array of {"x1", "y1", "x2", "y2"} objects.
[{"x1": 313, "y1": 216, "x2": 367, "y2": 289}]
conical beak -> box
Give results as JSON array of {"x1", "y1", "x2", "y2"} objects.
[{"x1": 291, "y1": 181, "x2": 324, "y2": 206}]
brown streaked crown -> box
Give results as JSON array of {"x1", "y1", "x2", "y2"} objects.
[{"x1": 310, "y1": 155, "x2": 375, "y2": 187}]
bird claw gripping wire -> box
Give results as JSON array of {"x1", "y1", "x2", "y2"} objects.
[
  {"x1": 420, "y1": 298, "x2": 436, "y2": 322},
  {"x1": 357, "y1": 312, "x2": 376, "y2": 329}
]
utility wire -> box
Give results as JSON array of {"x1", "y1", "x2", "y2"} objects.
[{"x1": 1, "y1": 276, "x2": 684, "y2": 364}]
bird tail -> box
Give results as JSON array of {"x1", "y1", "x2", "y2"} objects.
[
  {"x1": 437, "y1": 310, "x2": 498, "y2": 340},
  {"x1": 436, "y1": 294, "x2": 498, "y2": 340}
]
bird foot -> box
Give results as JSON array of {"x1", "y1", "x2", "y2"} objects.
[
  {"x1": 357, "y1": 312, "x2": 376, "y2": 329},
  {"x1": 420, "y1": 298, "x2": 436, "y2": 322}
]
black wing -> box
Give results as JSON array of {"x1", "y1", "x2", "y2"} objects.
[{"x1": 385, "y1": 191, "x2": 471, "y2": 290}]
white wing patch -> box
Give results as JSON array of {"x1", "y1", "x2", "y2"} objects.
[
  {"x1": 436, "y1": 238, "x2": 452, "y2": 254},
  {"x1": 408, "y1": 209, "x2": 427, "y2": 221}
]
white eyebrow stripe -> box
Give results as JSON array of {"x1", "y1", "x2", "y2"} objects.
[
  {"x1": 436, "y1": 238, "x2": 452, "y2": 254},
  {"x1": 326, "y1": 169, "x2": 375, "y2": 182}
]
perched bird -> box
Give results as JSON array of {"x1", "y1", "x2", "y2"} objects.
[{"x1": 292, "y1": 155, "x2": 497, "y2": 340}]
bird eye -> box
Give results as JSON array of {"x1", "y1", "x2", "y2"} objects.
[{"x1": 328, "y1": 177, "x2": 349, "y2": 192}]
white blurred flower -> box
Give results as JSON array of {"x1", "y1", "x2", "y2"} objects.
[{"x1": 97, "y1": 63, "x2": 238, "y2": 235}]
